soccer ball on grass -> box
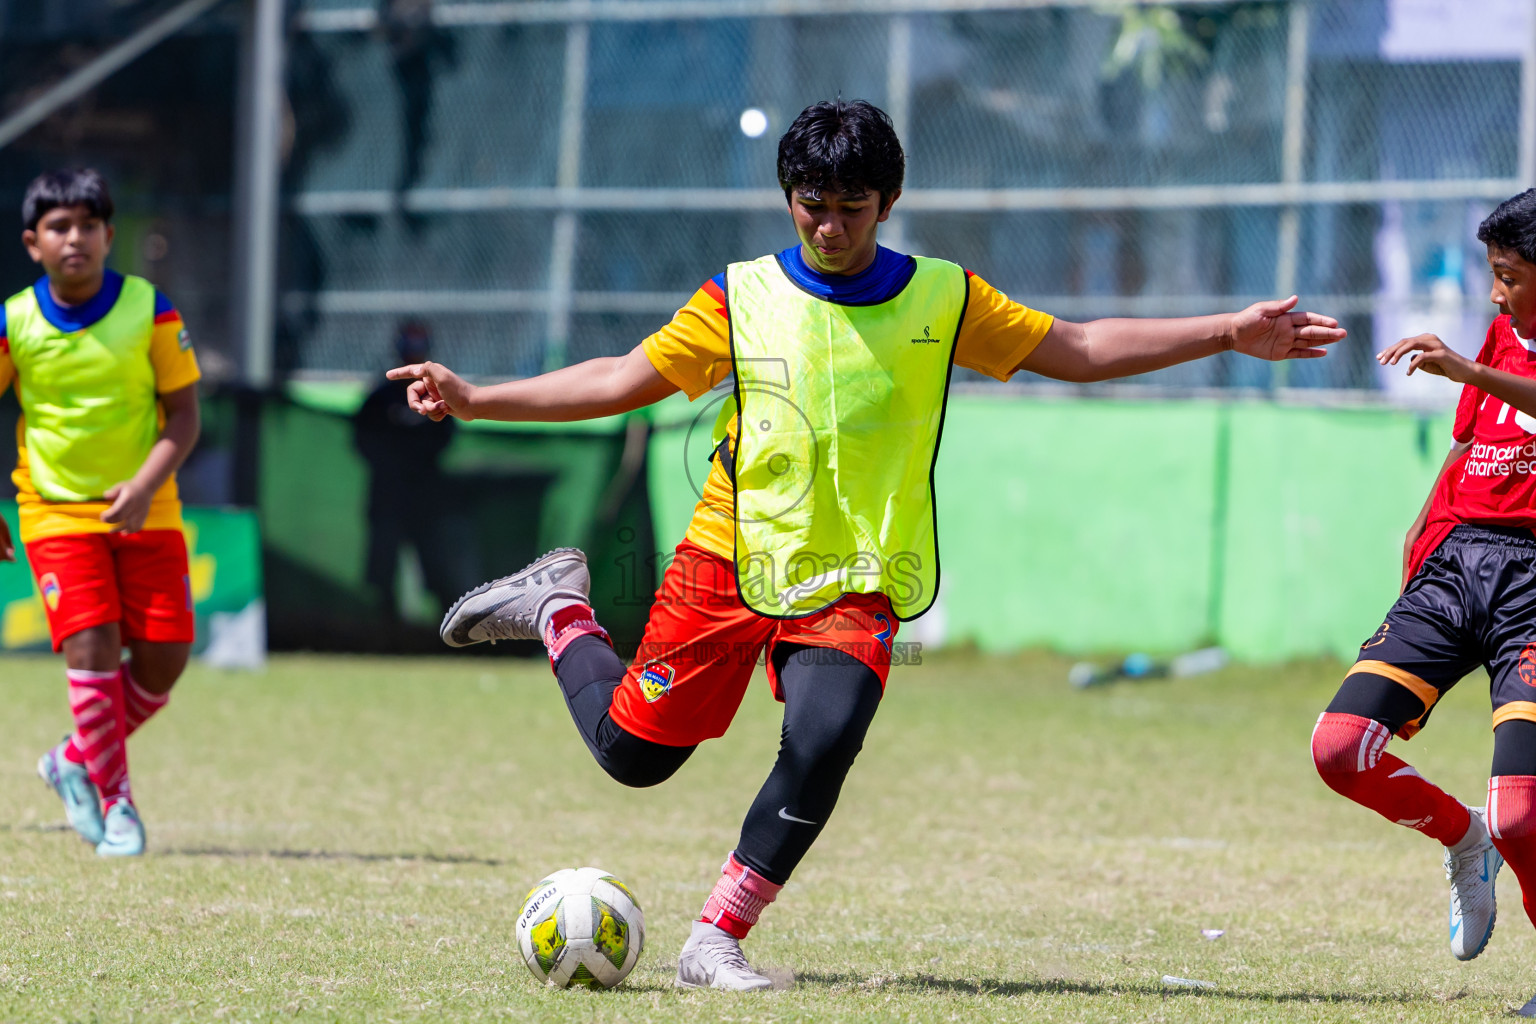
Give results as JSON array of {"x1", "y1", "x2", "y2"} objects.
[{"x1": 515, "y1": 866, "x2": 645, "y2": 988}]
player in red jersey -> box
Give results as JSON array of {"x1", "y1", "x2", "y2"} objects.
[{"x1": 1313, "y1": 189, "x2": 1536, "y2": 972}]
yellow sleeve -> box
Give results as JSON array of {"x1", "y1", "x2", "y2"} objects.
[
  {"x1": 954, "y1": 273, "x2": 1055, "y2": 381},
  {"x1": 149, "y1": 312, "x2": 201, "y2": 394},
  {"x1": 641, "y1": 279, "x2": 733, "y2": 400}
]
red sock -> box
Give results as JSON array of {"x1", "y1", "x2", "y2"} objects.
[
  {"x1": 121, "y1": 662, "x2": 170, "y2": 734},
  {"x1": 66, "y1": 668, "x2": 131, "y2": 808},
  {"x1": 699, "y1": 853, "x2": 783, "y2": 939},
  {"x1": 1489, "y1": 776, "x2": 1536, "y2": 929},
  {"x1": 64, "y1": 663, "x2": 169, "y2": 764},
  {"x1": 1311, "y1": 712, "x2": 1469, "y2": 846}
]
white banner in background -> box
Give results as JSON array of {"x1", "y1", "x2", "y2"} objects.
[{"x1": 1380, "y1": 0, "x2": 1533, "y2": 62}]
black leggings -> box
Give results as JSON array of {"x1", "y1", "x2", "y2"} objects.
[
  {"x1": 1326, "y1": 671, "x2": 1536, "y2": 776},
  {"x1": 554, "y1": 634, "x2": 883, "y2": 885}
]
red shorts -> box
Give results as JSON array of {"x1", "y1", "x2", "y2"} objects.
[
  {"x1": 24, "y1": 530, "x2": 195, "y2": 651},
  {"x1": 609, "y1": 539, "x2": 899, "y2": 747}
]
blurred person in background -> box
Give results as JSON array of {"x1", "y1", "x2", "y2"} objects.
[
  {"x1": 354, "y1": 320, "x2": 459, "y2": 620},
  {"x1": 379, "y1": 0, "x2": 456, "y2": 196}
]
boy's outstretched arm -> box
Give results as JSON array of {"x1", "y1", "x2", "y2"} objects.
[
  {"x1": 1016, "y1": 296, "x2": 1346, "y2": 383},
  {"x1": 387, "y1": 343, "x2": 678, "y2": 423}
]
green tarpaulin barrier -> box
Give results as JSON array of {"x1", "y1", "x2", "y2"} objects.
[{"x1": 0, "y1": 503, "x2": 263, "y2": 662}]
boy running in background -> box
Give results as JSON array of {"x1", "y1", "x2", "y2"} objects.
[
  {"x1": 2, "y1": 169, "x2": 201, "y2": 857},
  {"x1": 1313, "y1": 189, "x2": 1536, "y2": 973},
  {"x1": 391, "y1": 100, "x2": 1344, "y2": 989}
]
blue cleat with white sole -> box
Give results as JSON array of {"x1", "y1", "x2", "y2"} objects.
[
  {"x1": 96, "y1": 800, "x2": 145, "y2": 857},
  {"x1": 36, "y1": 738, "x2": 104, "y2": 846}
]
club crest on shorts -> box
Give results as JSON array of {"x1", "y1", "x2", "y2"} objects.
[
  {"x1": 38, "y1": 572, "x2": 61, "y2": 611},
  {"x1": 1362, "y1": 622, "x2": 1391, "y2": 649},
  {"x1": 1520, "y1": 642, "x2": 1536, "y2": 688},
  {"x1": 639, "y1": 661, "x2": 674, "y2": 703}
]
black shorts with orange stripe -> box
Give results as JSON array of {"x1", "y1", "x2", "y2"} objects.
[{"x1": 1347, "y1": 524, "x2": 1536, "y2": 738}]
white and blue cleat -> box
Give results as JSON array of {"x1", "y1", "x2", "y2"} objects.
[
  {"x1": 36, "y1": 738, "x2": 104, "y2": 846},
  {"x1": 1446, "y1": 805, "x2": 1502, "y2": 961},
  {"x1": 96, "y1": 800, "x2": 145, "y2": 857}
]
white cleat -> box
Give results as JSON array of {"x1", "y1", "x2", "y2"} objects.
[
  {"x1": 1447, "y1": 806, "x2": 1502, "y2": 961},
  {"x1": 37, "y1": 738, "x2": 104, "y2": 845},
  {"x1": 96, "y1": 800, "x2": 145, "y2": 858},
  {"x1": 438, "y1": 548, "x2": 589, "y2": 647},
  {"x1": 675, "y1": 921, "x2": 774, "y2": 991}
]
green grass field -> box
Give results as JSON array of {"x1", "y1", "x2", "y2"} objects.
[{"x1": 2, "y1": 650, "x2": 1532, "y2": 1022}]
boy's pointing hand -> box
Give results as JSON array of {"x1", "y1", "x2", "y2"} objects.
[{"x1": 387, "y1": 361, "x2": 477, "y2": 421}]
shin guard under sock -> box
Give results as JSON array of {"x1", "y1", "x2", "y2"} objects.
[
  {"x1": 1311, "y1": 712, "x2": 1469, "y2": 846},
  {"x1": 66, "y1": 668, "x2": 130, "y2": 807},
  {"x1": 699, "y1": 852, "x2": 783, "y2": 940},
  {"x1": 1489, "y1": 775, "x2": 1536, "y2": 929}
]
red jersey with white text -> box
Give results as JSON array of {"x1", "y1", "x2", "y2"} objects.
[{"x1": 1409, "y1": 315, "x2": 1536, "y2": 575}]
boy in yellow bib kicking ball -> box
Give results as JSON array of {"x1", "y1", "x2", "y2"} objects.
[
  {"x1": 391, "y1": 100, "x2": 1345, "y2": 987},
  {"x1": 3, "y1": 169, "x2": 201, "y2": 856}
]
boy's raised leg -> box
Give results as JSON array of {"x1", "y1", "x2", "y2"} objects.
[
  {"x1": 1314, "y1": 670, "x2": 1497, "y2": 959},
  {"x1": 441, "y1": 547, "x2": 698, "y2": 786}
]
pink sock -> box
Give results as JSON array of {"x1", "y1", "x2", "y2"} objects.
[
  {"x1": 65, "y1": 663, "x2": 170, "y2": 764},
  {"x1": 121, "y1": 662, "x2": 170, "y2": 734},
  {"x1": 699, "y1": 853, "x2": 783, "y2": 939},
  {"x1": 542, "y1": 603, "x2": 611, "y2": 664},
  {"x1": 66, "y1": 668, "x2": 131, "y2": 807}
]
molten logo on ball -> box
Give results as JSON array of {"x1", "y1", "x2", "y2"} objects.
[{"x1": 515, "y1": 866, "x2": 645, "y2": 989}]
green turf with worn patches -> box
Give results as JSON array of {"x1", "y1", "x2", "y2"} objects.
[{"x1": 1, "y1": 651, "x2": 1530, "y2": 1022}]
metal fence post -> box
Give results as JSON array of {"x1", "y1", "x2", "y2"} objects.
[
  {"x1": 231, "y1": 0, "x2": 286, "y2": 389},
  {"x1": 885, "y1": 13, "x2": 913, "y2": 252},
  {"x1": 544, "y1": 20, "x2": 591, "y2": 374},
  {"x1": 1271, "y1": 0, "x2": 1310, "y2": 391},
  {"x1": 1522, "y1": 4, "x2": 1536, "y2": 187}
]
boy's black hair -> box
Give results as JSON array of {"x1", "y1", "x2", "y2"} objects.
[
  {"x1": 1477, "y1": 188, "x2": 1536, "y2": 265},
  {"x1": 777, "y1": 100, "x2": 904, "y2": 207},
  {"x1": 22, "y1": 168, "x2": 114, "y2": 231}
]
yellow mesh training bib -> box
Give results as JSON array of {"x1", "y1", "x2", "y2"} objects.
[
  {"x1": 725, "y1": 253, "x2": 967, "y2": 619},
  {"x1": 4, "y1": 276, "x2": 159, "y2": 502}
]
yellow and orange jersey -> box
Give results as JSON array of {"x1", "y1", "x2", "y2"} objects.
[
  {"x1": 0, "y1": 272, "x2": 200, "y2": 542},
  {"x1": 641, "y1": 246, "x2": 1055, "y2": 558}
]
